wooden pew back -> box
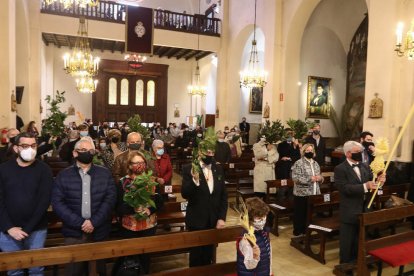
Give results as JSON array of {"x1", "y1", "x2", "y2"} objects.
[
  {"x1": 0, "y1": 226, "x2": 243, "y2": 274},
  {"x1": 356, "y1": 205, "x2": 414, "y2": 275}
]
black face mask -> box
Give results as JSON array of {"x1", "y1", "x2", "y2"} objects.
[
  {"x1": 304, "y1": 152, "x2": 314, "y2": 159},
  {"x1": 202, "y1": 156, "x2": 213, "y2": 165},
  {"x1": 313, "y1": 130, "x2": 320, "y2": 135},
  {"x1": 129, "y1": 143, "x2": 141, "y2": 151},
  {"x1": 362, "y1": 141, "x2": 374, "y2": 149},
  {"x1": 111, "y1": 137, "x2": 119, "y2": 143},
  {"x1": 351, "y1": 152, "x2": 363, "y2": 162},
  {"x1": 76, "y1": 151, "x2": 94, "y2": 164}
]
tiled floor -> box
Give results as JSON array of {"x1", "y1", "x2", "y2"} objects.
[{"x1": 157, "y1": 172, "x2": 414, "y2": 275}]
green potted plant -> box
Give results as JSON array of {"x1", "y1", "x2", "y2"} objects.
[
  {"x1": 41, "y1": 90, "x2": 68, "y2": 149},
  {"x1": 258, "y1": 120, "x2": 285, "y2": 143}
]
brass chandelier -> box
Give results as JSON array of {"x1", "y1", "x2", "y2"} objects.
[
  {"x1": 63, "y1": 17, "x2": 100, "y2": 93},
  {"x1": 75, "y1": 76, "x2": 98, "y2": 94},
  {"x1": 45, "y1": 0, "x2": 99, "y2": 9},
  {"x1": 187, "y1": 63, "x2": 207, "y2": 96},
  {"x1": 239, "y1": 0, "x2": 268, "y2": 88},
  {"x1": 187, "y1": 0, "x2": 207, "y2": 96}
]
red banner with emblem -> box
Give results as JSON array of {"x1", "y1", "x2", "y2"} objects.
[{"x1": 125, "y1": 6, "x2": 154, "y2": 54}]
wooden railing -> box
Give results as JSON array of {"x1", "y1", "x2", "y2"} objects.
[
  {"x1": 0, "y1": 226, "x2": 241, "y2": 273},
  {"x1": 40, "y1": 0, "x2": 221, "y2": 37}
]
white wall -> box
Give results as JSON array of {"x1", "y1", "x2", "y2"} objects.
[
  {"x1": 44, "y1": 45, "x2": 215, "y2": 126},
  {"x1": 299, "y1": 0, "x2": 367, "y2": 137},
  {"x1": 240, "y1": 29, "x2": 265, "y2": 124}
]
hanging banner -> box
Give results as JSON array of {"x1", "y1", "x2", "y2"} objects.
[{"x1": 125, "y1": 6, "x2": 154, "y2": 54}]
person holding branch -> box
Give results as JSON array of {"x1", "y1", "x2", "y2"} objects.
[
  {"x1": 334, "y1": 141, "x2": 386, "y2": 264},
  {"x1": 181, "y1": 127, "x2": 228, "y2": 267}
]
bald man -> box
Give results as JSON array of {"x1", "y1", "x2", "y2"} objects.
[{"x1": 112, "y1": 132, "x2": 155, "y2": 184}]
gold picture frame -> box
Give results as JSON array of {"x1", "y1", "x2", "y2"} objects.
[
  {"x1": 306, "y1": 76, "x2": 331, "y2": 118},
  {"x1": 249, "y1": 87, "x2": 263, "y2": 114}
]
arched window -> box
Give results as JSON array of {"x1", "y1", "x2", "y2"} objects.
[
  {"x1": 120, "y1": 78, "x2": 129, "y2": 105},
  {"x1": 147, "y1": 80, "x2": 155, "y2": 106},
  {"x1": 108, "y1": 78, "x2": 117, "y2": 105},
  {"x1": 135, "y1": 79, "x2": 144, "y2": 106}
]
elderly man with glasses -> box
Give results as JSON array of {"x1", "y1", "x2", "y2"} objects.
[
  {"x1": 52, "y1": 137, "x2": 116, "y2": 276},
  {"x1": 0, "y1": 132, "x2": 53, "y2": 276}
]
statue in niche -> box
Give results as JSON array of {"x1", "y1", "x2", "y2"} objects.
[
  {"x1": 68, "y1": 104, "x2": 75, "y2": 116},
  {"x1": 263, "y1": 102, "x2": 270, "y2": 118},
  {"x1": 11, "y1": 91, "x2": 17, "y2": 112},
  {"x1": 368, "y1": 93, "x2": 383, "y2": 119}
]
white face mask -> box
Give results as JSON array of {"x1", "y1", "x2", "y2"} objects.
[
  {"x1": 260, "y1": 137, "x2": 266, "y2": 143},
  {"x1": 253, "y1": 218, "x2": 267, "y2": 230},
  {"x1": 19, "y1": 148, "x2": 37, "y2": 162},
  {"x1": 164, "y1": 130, "x2": 169, "y2": 134},
  {"x1": 218, "y1": 138, "x2": 225, "y2": 143},
  {"x1": 99, "y1": 143, "x2": 107, "y2": 150},
  {"x1": 197, "y1": 133, "x2": 202, "y2": 138},
  {"x1": 80, "y1": 131, "x2": 88, "y2": 137}
]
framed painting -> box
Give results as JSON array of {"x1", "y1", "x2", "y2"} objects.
[
  {"x1": 306, "y1": 76, "x2": 331, "y2": 118},
  {"x1": 249, "y1": 87, "x2": 263, "y2": 114}
]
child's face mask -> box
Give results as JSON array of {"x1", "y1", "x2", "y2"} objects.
[{"x1": 253, "y1": 217, "x2": 266, "y2": 230}]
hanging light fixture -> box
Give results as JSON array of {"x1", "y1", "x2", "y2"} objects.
[
  {"x1": 239, "y1": 0, "x2": 268, "y2": 88},
  {"x1": 395, "y1": 20, "x2": 414, "y2": 60},
  {"x1": 75, "y1": 76, "x2": 98, "y2": 93},
  {"x1": 188, "y1": 63, "x2": 207, "y2": 96},
  {"x1": 63, "y1": 17, "x2": 100, "y2": 78},
  {"x1": 45, "y1": 0, "x2": 99, "y2": 9},
  {"x1": 125, "y1": 54, "x2": 147, "y2": 70},
  {"x1": 188, "y1": 0, "x2": 207, "y2": 96}
]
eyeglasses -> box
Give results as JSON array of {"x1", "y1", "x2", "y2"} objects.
[
  {"x1": 76, "y1": 149, "x2": 95, "y2": 154},
  {"x1": 130, "y1": 161, "x2": 145, "y2": 165},
  {"x1": 18, "y1": 144, "x2": 37, "y2": 149}
]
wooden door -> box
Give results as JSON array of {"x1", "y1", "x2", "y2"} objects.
[{"x1": 93, "y1": 59, "x2": 168, "y2": 125}]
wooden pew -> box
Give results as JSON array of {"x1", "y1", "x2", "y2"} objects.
[
  {"x1": 265, "y1": 179, "x2": 294, "y2": 236},
  {"x1": 355, "y1": 205, "x2": 414, "y2": 276},
  {"x1": 290, "y1": 191, "x2": 341, "y2": 264},
  {"x1": 0, "y1": 226, "x2": 243, "y2": 275},
  {"x1": 43, "y1": 157, "x2": 71, "y2": 177},
  {"x1": 151, "y1": 262, "x2": 236, "y2": 276},
  {"x1": 157, "y1": 201, "x2": 187, "y2": 230}
]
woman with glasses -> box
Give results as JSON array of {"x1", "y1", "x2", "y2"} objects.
[
  {"x1": 101, "y1": 129, "x2": 127, "y2": 169},
  {"x1": 115, "y1": 151, "x2": 163, "y2": 274}
]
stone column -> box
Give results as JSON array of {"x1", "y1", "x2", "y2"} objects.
[{"x1": 0, "y1": 0, "x2": 16, "y2": 128}]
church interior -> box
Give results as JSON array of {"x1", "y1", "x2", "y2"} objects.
[{"x1": 1, "y1": 0, "x2": 414, "y2": 275}]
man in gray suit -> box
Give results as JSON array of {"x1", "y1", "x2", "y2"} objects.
[{"x1": 334, "y1": 141, "x2": 385, "y2": 264}]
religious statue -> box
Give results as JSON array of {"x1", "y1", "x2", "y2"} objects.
[
  {"x1": 11, "y1": 91, "x2": 17, "y2": 112},
  {"x1": 368, "y1": 93, "x2": 383, "y2": 118},
  {"x1": 174, "y1": 107, "x2": 180, "y2": 118},
  {"x1": 263, "y1": 102, "x2": 270, "y2": 118},
  {"x1": 68, "y1": 104, "x2": 75, "y2": 116}
]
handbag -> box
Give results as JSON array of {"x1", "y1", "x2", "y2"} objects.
[{"x1": 114, "y1": 256, "x2": 142, "y2": 276}]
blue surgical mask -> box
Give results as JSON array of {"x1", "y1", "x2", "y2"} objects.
[
  {"x1": 156, "y1": 149, "x2": 164, "y2": 156},
  {"x1": 80, "y1": 131, "x2": 88, "y2": 137}
]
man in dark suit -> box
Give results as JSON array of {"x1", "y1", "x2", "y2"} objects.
[
  {"x1": 181, "y1": 146, "x2": 228, "y2": 267},
  {"x1": 334, "y1": 141, "x2": 385, "y2": 264},
  {"x1": 304, "y1": 124, "x2": 326, "y2": 166},
  {"x1": 359, "y1": 131, "x2": 375, "y2": 165},
  {"x1": 239, "y1": 117, "x2": 250, "y2": 144}
]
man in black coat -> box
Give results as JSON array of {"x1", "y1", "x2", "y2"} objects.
[
  {"x1": 304, "y1": 124, "x2": 326, "y2": 166},
  {"x1": 181, "y1": 147, "x2": 228, "y2": 267},
  {"x1": 214, "y1": 131, "x2": 231, "y2": 164},
  {"x1": 334, "y1": 140, "x2": 385, "y2": 264},
  {"x1": 239, "y1": 117, "x2": 250, "y2": 144}
]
